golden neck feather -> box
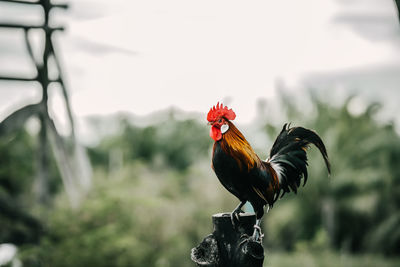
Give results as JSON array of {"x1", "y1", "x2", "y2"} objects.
[{"x1": 220, "y1": 121, "x2": 260, "y2": 171}]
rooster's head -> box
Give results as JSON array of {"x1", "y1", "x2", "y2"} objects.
[{"x1": 207, "y1": 102, "x2": 236, "y2": 141}]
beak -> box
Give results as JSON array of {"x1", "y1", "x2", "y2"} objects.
[{"x1": 207, "y1": 121, "x2": 213, "y2": 126}]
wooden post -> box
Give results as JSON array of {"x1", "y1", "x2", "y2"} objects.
[{"x1": 191, "y1": 213, "x2": 264, "y2": 267}]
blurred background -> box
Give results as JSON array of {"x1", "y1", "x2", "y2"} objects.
[{"x1": 1, "y1": 0, "x2": 400, "y2": 266}]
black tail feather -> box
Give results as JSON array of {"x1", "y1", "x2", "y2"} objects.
[
  {"x1": 267, "y1": 123, "x2": 331, "y2": 199},
  {"x1": 288, "y1": 126, "x2": 331, "y2": 174}
]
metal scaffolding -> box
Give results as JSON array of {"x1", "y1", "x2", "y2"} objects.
[{"x1": 0, "y1": 0, "x2": 92, "y2": 206}]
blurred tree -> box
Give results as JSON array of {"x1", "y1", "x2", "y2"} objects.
[
  {"x1": 89, "y1": 115, "x2": 210, "y2": 172},
  {"x1": 19, "y1": 159, "x2": 228, "y2": 267},
  {"x1": 0, "y1": 127, "x2": 48, "y2": 245},
  {"x1": 265, "y1": 94, "x2": 400, "y2": 255}
]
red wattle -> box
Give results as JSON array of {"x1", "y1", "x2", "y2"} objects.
[{"x1": 210, "y1": 126, "x2": 222, "y2": 141}]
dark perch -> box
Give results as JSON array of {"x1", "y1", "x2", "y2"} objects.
[{"x1": 191, "y1": 213, "x2": 264, "y2": 267}]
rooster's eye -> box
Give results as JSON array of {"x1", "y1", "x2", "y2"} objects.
[{"x1": 218, "y1": 119, "x2": 222, "y2": 123}]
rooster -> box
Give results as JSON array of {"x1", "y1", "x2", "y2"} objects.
[{"x1": 207, "y1": 103, "x2": 331, "y2": 241}]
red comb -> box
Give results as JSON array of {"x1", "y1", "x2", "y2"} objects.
[{"x1": 207, "y1": 102, "x2": 236, "y2": 122}]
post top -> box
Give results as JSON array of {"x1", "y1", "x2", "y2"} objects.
[{"x1": 212, "y1": 212, "x2": 256, "y2": 219}]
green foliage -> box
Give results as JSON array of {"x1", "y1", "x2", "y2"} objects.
[
  {"x1": 266, "y1": 250, "x2": 400, "y2": 267},
  {"x1": 265, "y1": 95, "x2": 400, "y2": 255},
  {"x1": 0, "y1": 128, "x2": 35, "y2": 197},
  {"x1": 20, "y1": 162, "x2": 232, "y2": 267},
  {"x1": 0, "y1": 128, "x2": 43, "y2": 245},
  {"x1": 89, "y1": 116, "x2": 210, "y2": 170}
]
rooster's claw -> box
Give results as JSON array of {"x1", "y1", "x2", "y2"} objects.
[
  {"x1": 230, "y1": 201, "x2": 246, "y2": 227},
  {"x1": 252, "y1": 221, "x2": 264, "y2": 243},
  {"x1": 230, "y1": 209, "x2": 243, "y2": 227}
]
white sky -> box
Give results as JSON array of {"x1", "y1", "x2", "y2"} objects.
[{"x1": 0, "y1": 0, "x2": 399, "y2": 129}]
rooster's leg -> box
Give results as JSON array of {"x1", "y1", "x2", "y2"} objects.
[
  {"x1": 230, "y1": 201, "x2": 246, "y2": 227},
  {"x1": 252, "y1": 219, "x2": 264, "y2": 242}
]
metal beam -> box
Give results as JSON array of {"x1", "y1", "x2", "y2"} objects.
[
  {"x1": 0, "y1": 76, "x2": 37, "y2": 82},
  {"x1": 0, "y1": 23, "x2": 64, "y2": 32},
  {"x1": 0, "y1": 75, "x2": 61, "y2": 83},
  {"x1": 0, "y1": 0, "x2": 68, "y2": 9}
]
